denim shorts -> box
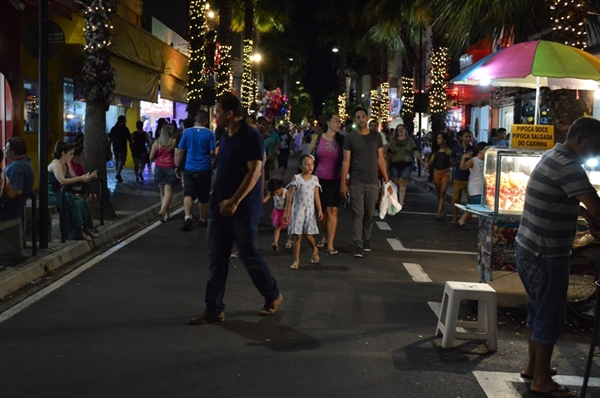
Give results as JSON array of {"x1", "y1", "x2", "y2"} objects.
[
  {"x1": 154, "y1": 166, "x2": 178, "y2": 186},
  {"x1": 390, "y1": 162, "x2": 413, "y2": 179},
  {"x1": 515, "y1": 242, "x2": 570, "y2": 346}
]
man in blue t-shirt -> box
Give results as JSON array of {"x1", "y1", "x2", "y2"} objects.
[
  {"x1": 1, "y1": 137, "x2": 34, "y2": 220},
  {"x1": 187, "y1": 93, "x2": 282, "y2": 325},
  {"x1": 175, "y1": 110, "x2": 215, "y2": 230}
]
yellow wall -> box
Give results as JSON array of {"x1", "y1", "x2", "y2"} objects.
[{"x1": 124, "y1": 101, "x2": 140, "y2": 168}]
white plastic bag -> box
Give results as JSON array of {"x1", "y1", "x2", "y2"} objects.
[{"x1": 380, "y1": 182, "x2": 402, "y2": 219}]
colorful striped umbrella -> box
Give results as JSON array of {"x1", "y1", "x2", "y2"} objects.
[{"x1": 452, "y1": 40, "x2": 600, "y2": 123}]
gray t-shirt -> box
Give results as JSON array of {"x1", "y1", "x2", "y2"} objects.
[{"x1": 343, "y1": 130, "x2": 383, "y2": 184}]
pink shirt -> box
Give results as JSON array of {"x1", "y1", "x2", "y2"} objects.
[
  {"x1": 314, "y1": 137, "x2": 341, "y2": 180},
  {"x1": 155, "y1": 146, "x2": 175, "y2": 168}
]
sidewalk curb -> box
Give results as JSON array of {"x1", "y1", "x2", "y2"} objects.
[{"x1": 0, "y1": 192, "x2": 184, "y2": 300}]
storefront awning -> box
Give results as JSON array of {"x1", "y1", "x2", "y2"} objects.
[
  {"x1": 111, "y1": 57, "x2": 159, "y2": 103},
  {"x1": 160, "y1": 74, "x2": 186, "y2": 103}
]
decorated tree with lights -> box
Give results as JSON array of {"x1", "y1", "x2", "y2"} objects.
[
  {"x1": 549, "y1": 0, "x2": 595, "y2": 49},
  {"x1": 186, "y1": 0, "x2": 210, "y2": 116},
  {"x1": 216, "y1": 0, "x2": 233, "y2": 98},
  {"x1": 428, "y1": 45, "x2": 448, "y2": 134},
  {"x1": 76, "y1": 0, "x2": 117, "y2": 216}
]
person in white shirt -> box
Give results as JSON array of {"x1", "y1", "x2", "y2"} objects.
[{"x1": 456, "y1": 142, "x2": 487, "y2": 230}]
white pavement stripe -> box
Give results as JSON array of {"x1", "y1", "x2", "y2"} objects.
[
  {"x1": 0, "y1": 207, "x2": 184, "y2": 324},
  {"x1": 403, "y1": 263, "x2": 432, "y2": 282},
  {"x1": 473, "y1": 371, "x2": 600, "y2": 398},
  {"x1": 386, "y1": 238, "x2": 477, "y2": 256},
  {"x1": 400, "y1": 211, "x2": 444, "y2": 216},
  {"x1": 376, "y1": 221, "x2": 391, "y2": 230}
]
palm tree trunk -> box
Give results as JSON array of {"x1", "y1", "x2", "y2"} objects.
[{"x1": 216, "y1": 0, "x2": 233, "y2": 97}]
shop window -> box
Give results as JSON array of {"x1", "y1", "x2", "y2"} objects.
[
  {"x1": 63, "y1": 78, "x2": 86, "y2": 141},
  {"x1": 23, "y1": 80, "x2": 39, "y2": 134}
]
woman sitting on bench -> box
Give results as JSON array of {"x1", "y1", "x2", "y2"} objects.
[{"x1": 48, "y1": 141, "x2": 98, "y2": 241}]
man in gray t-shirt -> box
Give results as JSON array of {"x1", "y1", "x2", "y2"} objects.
[{"x1": 340, "y1": 108, "x2": 391, "y2": 258}]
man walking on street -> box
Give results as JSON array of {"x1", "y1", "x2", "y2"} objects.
[
  {"x1": 515, "y1": 117, "x2": 600, "y2": 398},
  {"x1": 109, "y1": 115, "x2": 131, "y2": 182},
  {"x1": 188, "y1": 93, "x2": 282, "y2": 325},
  {"x1": 340, "y1": 107, "x2": 392, "y2": 258},
  {"x1": 176, "y1": 110, "x2": 215, "y2": 230}
]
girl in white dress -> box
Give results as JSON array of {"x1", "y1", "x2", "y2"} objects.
[{"x1": 284, "y1": 155, "x2": 323, "y2": 269}]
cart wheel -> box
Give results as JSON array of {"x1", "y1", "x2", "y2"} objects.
[{"x1": 567, "y1": 243, "x2": 600, "y2": 325}]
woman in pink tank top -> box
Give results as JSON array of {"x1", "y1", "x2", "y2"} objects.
[
  {"x1": 150, "y1": 124, "x2": 178, "y2": 222},
  {"x1": 307, "y1": 113, "x2": 345, "y2": 255}
]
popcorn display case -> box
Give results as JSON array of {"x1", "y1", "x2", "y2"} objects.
[{"x1": 482, "y1": 147, "x2": 543, "y2": 215}]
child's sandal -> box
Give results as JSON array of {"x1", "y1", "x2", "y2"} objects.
[
  {"x1": 285, "y1": 241, "x2": 293, "y2": 249},
  {"x1": 311, "y1": 252, "x2": 320, "y2": 264},
  {"x1": 290, "y1": 261, "x2": 299, "y2": 270}
]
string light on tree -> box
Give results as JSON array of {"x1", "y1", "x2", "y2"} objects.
[
  {"x1": 428, "y1": 46, "x2": 448, "y2": 115},
  {"x1": 216, "y1": 44, "x2": 233, "y2": 97},
  {"x1": 241, "y1": 40, "x2": 254, "y2": 110},
  {"x1": 76, "y1": 0, "x2": 116, "y2": 104},
  {"x1": 370, "y1": 89, "x2": 380, "y2": 121},
  {"x1": 380, "y1": 82, "x2": 390, "y2": 122},
  {"x1": 549, "y1": 0, "x2": 590, "y2": 48},
  {"x1": 186, "y1": 0, "x2": 210, "y2": 107},
  {"x1": 401, "y1": 76, "x2": 414, "y2": 117},
  {"x1": 338, "y1": 93, "x2": 347, "y2": 120}
]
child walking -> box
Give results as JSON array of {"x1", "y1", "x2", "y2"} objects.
[
  {"x1": 457, "y1": 142, "x2": 487, "y2": 230},
  {"x1": 284, "y1": 155, "x2": 323, "y2": 270},
  {"x1": 263, "y1": 178, "x2": 293, "y2": 251}
]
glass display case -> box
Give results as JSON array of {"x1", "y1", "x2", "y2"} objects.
[{"x1": 482, "y1": 147, "x2": 543, "y2": 215}]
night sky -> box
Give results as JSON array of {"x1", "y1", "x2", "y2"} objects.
[{"x1": 142, "y1": 0, "x2": 337, "y2": 116}]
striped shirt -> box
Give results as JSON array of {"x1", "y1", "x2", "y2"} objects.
[{"x1": 516, "y1": 143, "x2": 595, "y2": 258}]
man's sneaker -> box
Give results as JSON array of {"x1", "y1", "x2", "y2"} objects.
[
  {"x1": 116, "y1": 174, "x2": 123, "y2": 182},
  {"x1": 354, "y1": 246, "x2": 364, "y2": 258},
  {"x1": 187, "y1": 312, "x2": 225, "y2": 325},
  {"x1": 230, "y1": 250, "x2": 240, "y2": 258},
  {"x1": 363, "y1": 240, "x2": 372, "y2": 252},
  {"x1": 259, "y1": 293, "x2": 283, "y2": 316},
  {"x1": 181, "y1": 218, "x2": 193, "y2": 231},
  {"x1": 138, "y1": 173, "x2": 144, "y2": 181}
]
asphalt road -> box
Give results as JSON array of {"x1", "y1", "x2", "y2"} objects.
[{"x1": 1, "y1": 182, "x2": 598, "y2": 398}]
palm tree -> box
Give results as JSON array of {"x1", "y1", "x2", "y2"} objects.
[
  {"x1": 216, "y1": 0, "x2": 233, "y2": 98},
  {"x1": 76, "y1": 0, "x2": 116, "y2": 217}
]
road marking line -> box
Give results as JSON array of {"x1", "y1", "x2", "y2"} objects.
[
  {"x1": 399, "y1": 211, "x2": 443, "y2": 216},
  {"x1": 403, "y1": 263, "x2": 432, "y2": 282},
  {"x1": 473, "y1": 371, "x2": 600, "y2": 398},
  {"x1": 386, "y1": 238, "x2": 477, "y2": 255},
  {"x1": 376, "y1": 221, "x2": 391, "y2": 230},
  {"x1": 0, "y1": 207, "x2": 184, "y2": 324}
]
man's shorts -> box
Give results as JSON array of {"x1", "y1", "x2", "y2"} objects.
[
  {"x1": 114, "y1": 151, "x2": 127, "y2": 164},
  {"x1": 469, "y1": 194, "x2": 481, "y2": 205},
  {"x1": 433, "y1": 168, "x2": 450, "y2": 185},
  {"x1": 183, "y1": 170, "x2": 212, "y2": 203},
  {"x1": 516, "y1": 242, "x2": 570, "y2": 346},
  {"x1": 452, "y1": 180, "x2": 470, "y2": 203}
]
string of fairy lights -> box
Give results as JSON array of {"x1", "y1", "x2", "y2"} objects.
[
  {"x1": 549, "y1": 0, "x2": 589, "y2": 48},
  {"x1": 338, "y1": 93, "x2": 347, "y2": 120},
  {"x1": 401, "y1": 76, "x2": 414, "y2": 117},
  {"x1": 186, "y1": 0, "x2": 210, "y2": 104},
  {"x1": 370, "y1": 89, "x2": 380, "y2": 120},
  {"x1": 429, "y1": 46, "x2": 448, "y2": 115},
  {"x1": 78, "y1": 0, "x2": 115, "y2": 103},
  {"x1": 241, "y1": 39, "x2": 254, "y2": 110},
  {"x1": 380, "y1": 82, "x2": 390, "y2": 122}
]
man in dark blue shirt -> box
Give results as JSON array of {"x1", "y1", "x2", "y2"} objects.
[
  {"x1": 188, "y1": 93, "x2": 282, "y2": 325},
  {"x1": 1, "y1": 137, "x2": 34, "y2": 220}
]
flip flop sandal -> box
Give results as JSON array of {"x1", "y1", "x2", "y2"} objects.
[
  {"x1": 285, "y1": 241, "x2": 293, "y2": 249},
  {"x1": 528, "y1": 385, "x2": 576, "y2": 397},
  {"x1": 520, "y1": 368, "x2": 558, "y2": 380},
  {"x1": 290, "y1": 261, "x2": 299, "y2": 270},
  {"x1": 326, "y1": 249, "x2": 338, "y2": 255},
  {"x1": 311, "y1": 252, "x2": 320, "y2": 263},
  {"x1": 271, "y1": 243, "x2": 278, "y2": 251}
]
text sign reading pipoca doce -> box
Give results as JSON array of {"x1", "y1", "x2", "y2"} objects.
[{"x1": 510, "y1": 125, "x2": 555, "y2": 150}]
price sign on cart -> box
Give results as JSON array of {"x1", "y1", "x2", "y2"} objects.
[{"x1": 510, "y1": 125, "x2": 554, "y2": 150}]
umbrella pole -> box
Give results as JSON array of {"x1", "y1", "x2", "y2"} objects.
[{"x1": 534, "y1": 76, "x2": 540, "y2": 125}]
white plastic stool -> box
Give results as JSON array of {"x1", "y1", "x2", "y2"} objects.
[{"x1": 435, "y1": 281, "x2": 497, "y2": 352}]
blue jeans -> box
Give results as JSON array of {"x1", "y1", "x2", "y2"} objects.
[
  {"x1": 205, "y1": 214, "x2": 280, "y2": 316},
  {"x1": 349, "y1": 182, "x2": 379, "y2": 247},
  {"x1": 516, "y1": 242, "x2": 570, "y2": 346}
]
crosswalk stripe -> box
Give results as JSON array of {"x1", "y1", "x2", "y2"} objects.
[
  {"x1": 387, "y1": 238, "x2": 477, "y2": 255},
  {"x1": 403, "y1": 263, "x2": 432, "y2": 282},
  {"x1": 376, "y1": 221, "x2": 391, "y2": 230}
]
